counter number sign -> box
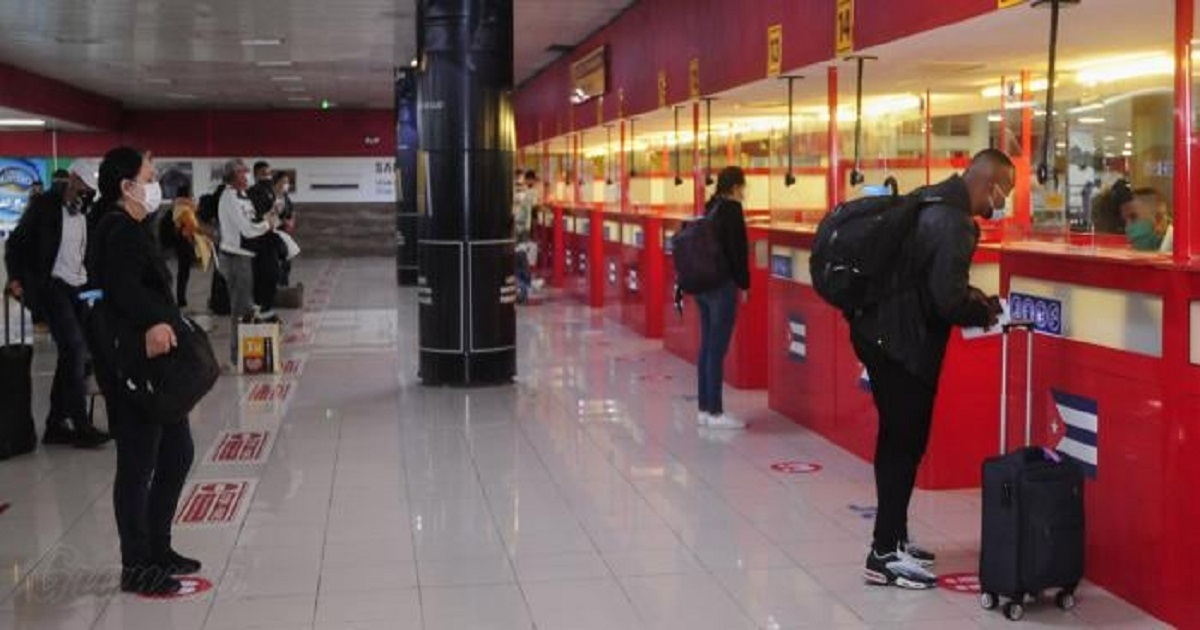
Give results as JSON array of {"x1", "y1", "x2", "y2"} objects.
[
  {"x1": 997, "y1": 0, "x2": 1026, "y2": 8},
  {"x1": 689, "y1": 58, "x2": 701, "y2": 100},
  {"x1": 836, "y1": 0, "x2": 854, "y2": 55},
  {"x1": 767, "y1": 24, "x2": 783, "y2": 77}
]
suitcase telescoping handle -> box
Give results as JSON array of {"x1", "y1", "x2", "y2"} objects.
[
  {"x1": 3, "y1": 287, "x2": 26, "y2": 346},
  {"x1": 999, "y1": 320, "x2": 1037, "y2": 455}
]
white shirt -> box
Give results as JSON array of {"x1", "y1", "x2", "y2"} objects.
[
  {"x1": 51, "y1": 206, "x2": 87, "y2": 287},
  {"x1": 218, "y1": 187, "x2": 268, "y2": 257}
]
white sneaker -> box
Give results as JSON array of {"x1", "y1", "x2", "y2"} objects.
[
  {"x1": 705, "y1": 414, "x2": 746, "y2": 430},
  {"x1": 697, "y1": 411, "x2": 712, "y2": 426}
]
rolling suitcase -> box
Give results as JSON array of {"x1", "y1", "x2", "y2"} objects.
[
  {"x1": 0, "y1": 291, "x2": 37, "y2": 459},
  {"x1": 979, "y1": 322, "x2": 1085, "y2": 622}
]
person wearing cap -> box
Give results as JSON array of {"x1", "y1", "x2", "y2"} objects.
[{"x1": 4, "y1": 159, "x2": 111, "y2": 448}]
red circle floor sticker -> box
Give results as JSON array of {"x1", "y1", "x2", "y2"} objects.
[
  {"x1": 139, "y1": 576, "x2": 213, "y2": 600},
  {"x1": 770, "y1": 461, "x2": 823, "y2": 474},
  {"x1": 939, "y1": 573, "x2": 981, "y2": 594}
]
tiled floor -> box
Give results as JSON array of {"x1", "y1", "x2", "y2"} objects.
[{"x1": 0, "y1": 258, "x2": 1169, "y2": 629}]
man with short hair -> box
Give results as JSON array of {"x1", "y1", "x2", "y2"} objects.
[
  {"x1": 5, "y1": 160, "x2": 110, "y2": 448},
  {"x1": 216, "y1": 159, "x2": 273, "y2": 365},
  {"x1": 853, "y1": 149, "x2": 1011, "y2": 589}
]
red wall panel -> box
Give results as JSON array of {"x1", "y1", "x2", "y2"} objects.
[
  {"x1": 854, "y1": 0, "x2": 996, "y2": 51},
  {"x1": 0, "y1": 62, "x2": 123, "y2": 131}
]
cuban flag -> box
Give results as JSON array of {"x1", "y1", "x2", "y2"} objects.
[
  {"x1": 859, "y1": 366, "x2": 871, "y2": 392},
  {"x1": 1051, "y1": 390, "x2": 1099, "y2": 479},
  {"x1": 787, "y1": 314, "x2": 806, "y2": 362}
]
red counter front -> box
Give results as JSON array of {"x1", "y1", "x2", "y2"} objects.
[
  {"x1": 997, "y1": 246, "x2": 1200, "y2": 629},
  {"x1": 617, "y1": 215, "x2": 665, "y2": 338},
  {"x1": 564, "y1": 207, "x2": 604, "y2": 307},
  {"x1": 766, "y1": 226, "x2": 1003, "y2": 490},
  {"x1": 661, "y1": 217, "x2": 770, "y2": 389},
  {"x1": 601, "y1": 215, "x2": 624, "y2": 321}
]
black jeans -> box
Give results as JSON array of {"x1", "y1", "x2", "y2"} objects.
[
  {"x1": 247, "y1": 235, "x2": 281, "y2": 311},
  {"x1": 175, "y1": 242, "x2": 195, "y2": 307},
  {"x1": 853, "y1": 335, "x2": 937, "y2": 554},
  {"x1": 110, "y1": 393, "x2": 194, "y2": 567},
  {"x1": 695, "y1": 282, "x2": 738, "y2": 415},
  {"x1": 43, "y1": 279, "x2": 91, "y2": 429}
]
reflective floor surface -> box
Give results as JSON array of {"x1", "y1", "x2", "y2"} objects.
[{"x1": 0, "y1": 258, "x2": 1167, "y2": 629}]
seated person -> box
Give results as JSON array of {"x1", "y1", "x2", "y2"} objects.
[{"x1": 1118, "y1": 184, "x2": 1172, "y2": 252}]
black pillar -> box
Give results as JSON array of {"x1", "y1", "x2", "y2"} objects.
[
  {"x1": 395, "y1": 67, "x2": 420, "y2": 286},
  {"x1": 417, "y1": 0, "x2": 516, "y2": 385}
]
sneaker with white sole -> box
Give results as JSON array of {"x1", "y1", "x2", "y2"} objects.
[
  {"x1": 899, "y1": 540, "x2": 936, "y2": 568},
  {"x1": 864, "y1": 549, "x2": 937, "y2": 590},
  {"x1": 697, "y1": 411, "x2": 712, "y2": 427},
  {"x1": 705, "y1": 414, "x2": 746, "y2": 430}
]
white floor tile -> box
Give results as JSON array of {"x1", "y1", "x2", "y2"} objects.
[{"x1": 420, "y1": 584, "x2": 534, "y2": 630}]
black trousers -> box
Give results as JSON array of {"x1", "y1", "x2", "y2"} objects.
[
  {"x1": 42, "y1": 279, "x2": 91, "y2": 429},
  {"x1": 109, "y1": 393, "x2": 194, "y2": 567},
  {"x1": 246, "y1": 235, "x2": 281, "y2": 311},
  {"x1": 853, "y1": 335, "x2": 937, "y2": 554},
  {"x1": 175, "y1": 243, "x2": 195, "y2": 307}
]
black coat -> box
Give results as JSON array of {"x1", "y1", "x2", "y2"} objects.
[
  {"x1": 246, "y1": 181, "x2": 276, "y2": 220},
  {"x1": 90, "y1": 210, "x2": 177, "y2": 340},
  {"x1": 706, "y1": 197, "x2": 751, "y2": 291},
  {"x1": 850, "y1": 175, "x2": 992, "y2": 385},
  {"x1": 5, "y1": 189, "x2": 68, "y2": 291}
]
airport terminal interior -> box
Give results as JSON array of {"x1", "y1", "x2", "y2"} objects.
[{"x1": 0, "y1": 0, "x2": 1198, "y2": 628}]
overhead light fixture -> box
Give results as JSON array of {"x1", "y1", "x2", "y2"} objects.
[
  {"x1": 256, "y1": 61, "x2": 294, "y2": 68},
  {"x1": 141, "y1": 78, "x2": 173, "y2": 85},
  {"x1": 166, "y1": 93, "x2": 198, "y2": 100},
  {"x1": 1075, "y1": 54, "x2": 1173, "y2": 86},
  {"x1": 1122, "y1": 150, "x2": 1133, "y2": 157},
  {"x1": 320, "y1": 99, "x2": 334, "y2": 110},
  {"x1": 863, "y1": 94, "x2": 922, "y2": 118},
  {"x1": 1077, "y1": 116, "x2": 1106, "y2": 124},
  {"x1": 0, "y1": 118, "x2": 46, "y2": 127},
  {"x1": 987, "y1": 114, "x2": 1003, "y2": 123},
  {"x1": 981, "y1": 78, "x2": 1050, "y2": 99},
  {"x1": 270, "y1": 75, "x2": 303, "y2": 82},
  {"x1": 410, "y1": 58, "x2": 419, "y2": 68},
  {"x1": 1125, "y1": 142, "x2": 1133, "y2": 149},
  {"x1": 287, "y1": 96, "x2": 313, "y2": 102},
  {"x1": 241, "y1": 38, "x2": 283, "y2": 47},
  {"x1": 1067, "y1": 102, "x2": 1104, "y2": 115},
  {"x1": 281, "y1": 86, "x2": 306, "y2": 92}
]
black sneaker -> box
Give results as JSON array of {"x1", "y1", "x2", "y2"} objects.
[
  {"x1": 42, "y1": 423, "x2": 77, "y2": 446},
  {"x1": 899, "y1": 540, "x2": 936, "y2": 568},
  {"x1": 864, "y1": 549, "x2": 938, "y2": 590},
  {"x1": 155, "y1": 549, "x2": 202, "y2": 576},
  {"x1": 73, "y1": 426, "x2": 112, "y2": 449},
  {"x1": 121, "y1": 566, "x2": 183, "y2": 596}
]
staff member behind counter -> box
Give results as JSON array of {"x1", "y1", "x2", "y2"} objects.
[{"x1": 1093, "y1": 179, "x2": 1173, "y2": 252}]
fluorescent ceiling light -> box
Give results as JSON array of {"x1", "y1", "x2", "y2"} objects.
[
  {"x1": 981, "y1": 78, "x2": 1049, "y2": 99},
  {"x1": 256, "y1": 61, "x2": 294, "y2": 68},
  {"x1": 241, "y1": 38, "x2": 283, "y2": 46},
  {"x1": 1122, "y1": 150, "x2": 1133, "y2": 157},
  {"x1": 141, "y1": 78, "x2": 173, "y2": 85},
  {"x1": 166, "y1": 93, "x2": 197, "y2": 100},
  {"x1": 1077, "y1": 117, "x2": 1106, "y2": 124},
  {"x1": 270, "y1": 75, "x2": 303, "y2": 82},
  {"x1": 987, "y1": 114, "x2": 1003, "y2": 122},
  {"x1": 0, "y1": 118, "x2": 46, "y2": 127},
  {"x1": 1067, "y1": 102, "x2": 1104, "y2": 115},
  {"x1": 287, "y1": 96, "x2": 313, "y2": 102},
  {"x1": 1075, "y1": 54, "x2": 1173, "y2": 86}
]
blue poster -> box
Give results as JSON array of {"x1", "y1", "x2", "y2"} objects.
[{"x1": 0, "y1": 158, "x2": 48, "y2": 239}]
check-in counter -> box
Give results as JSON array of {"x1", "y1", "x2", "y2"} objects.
[
  {"x1": 601, "y1": 214, "x2": 624, "y2": 320},
  {"x1": 766, "y1": 224, "x2": 1003, "y2": 490},
  {"x1": 662, "y1": 215, "x2": 770, "y2": 389},
  {"x1": 563, "y1": 206, "x2": 604, "y2": 307},
  {"x1": 617, "y1": 214, "x2": 665, "y2": 338},
  {"x1": 996, "y1": 243, "x2": 1199, "y2": 627}
]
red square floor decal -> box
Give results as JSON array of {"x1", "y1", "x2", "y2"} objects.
[
  {"x1": 174, "y1": 479, "x2": 256, "y2": 527},
  {"x1": 205, "y1": 430, "x2": 274, "y2": 465}
]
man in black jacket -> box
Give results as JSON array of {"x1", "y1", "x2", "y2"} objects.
[
  {"x1": 245, "y1": 161, "x2": 282, "y2": 318},
  {"x1": 5, "y1": 160, "x2": 111, "y2": 448},
  {"x1": 854, "y1": 149, "x2": 1011, "y2": 589}
]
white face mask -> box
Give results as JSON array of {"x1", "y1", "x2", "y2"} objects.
[
  {"x1": 281, "y1": 183, "x2": 291, "y2": 194},
  {"x1": 129, "y1": 180, "x2": 163, "y2": 214}
]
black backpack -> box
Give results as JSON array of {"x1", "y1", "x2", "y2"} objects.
[
  {"x1": 197, "y1": 184, "x2": 225, "y2": 225},
  {"x1": 671, "y1": 199, "x2": 729, "y2": 295},
  {"x1": 809, "y1": 179, "x2": 940, "y2": 317}
]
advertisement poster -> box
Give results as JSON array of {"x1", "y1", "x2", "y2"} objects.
[{"x1": 0, "y1": 158, "x2": 48, "y2": 240}]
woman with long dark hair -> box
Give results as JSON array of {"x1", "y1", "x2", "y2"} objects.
[
  {"x1": 695, "y1": 166, "x2": 750, "y2": 430},
  {"x1": 88, "y1": 147, "x2": 199, "y2": 595}
]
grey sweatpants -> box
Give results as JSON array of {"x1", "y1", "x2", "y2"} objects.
[{"x1": 219, "y1": 253, "x2": 255, "y2": 364}]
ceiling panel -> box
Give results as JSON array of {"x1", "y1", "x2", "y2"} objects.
[{"x1": 0, "y1": 0, "x2": 634, "y2": 111}]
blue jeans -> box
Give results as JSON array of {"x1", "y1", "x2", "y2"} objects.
[{"x1": 695, "y1": 282, "x2": 738, "y2": 415}]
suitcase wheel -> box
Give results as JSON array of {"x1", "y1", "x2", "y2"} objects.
[
  {"x1": 1003, "y1": 601, "x2": 1026, "y2": 621},
  {"x1": 1055, "y1": 589, "x2": 1077, "y2": 611},
  {"x1": 980, "y1": 592, "x2": 999, "y2": 611}
]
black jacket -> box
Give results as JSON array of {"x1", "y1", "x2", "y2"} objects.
[
  {"x1": 246, "y1": 180, "x2": 276, "y2": 220},
  {"x1": 707, "y1": 197, "x2": 750, "y2": 291},
  {"x1": 5, "y1": 189, "x2": 71, "y2": 295},
  {"x1": 850, "y1": 175, "x2": 992, "y2": 385},
  {"x1": 90, "y1": 211, "x2": 177, "y2": 339}
]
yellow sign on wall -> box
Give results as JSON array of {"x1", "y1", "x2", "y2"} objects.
[
  {"x1": 836, "y1": 0, "x2": 854, "y2": 55},
  {"x1": 997, "y1": 0, "x2": 1026, "y2": 8},
  {"x1": 767, "y1": 24, "x2": 783, "y2": 77},
  {"x1": 689, "y1": 58, "x2": 701, "y2": 100},
  {"x1": 657, "y1": 70, "x2": 668, "y2": 108}
]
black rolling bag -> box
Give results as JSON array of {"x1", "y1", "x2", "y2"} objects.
[{"x1": 0, "y1": 291, "x2": 36, "y2": 459}]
